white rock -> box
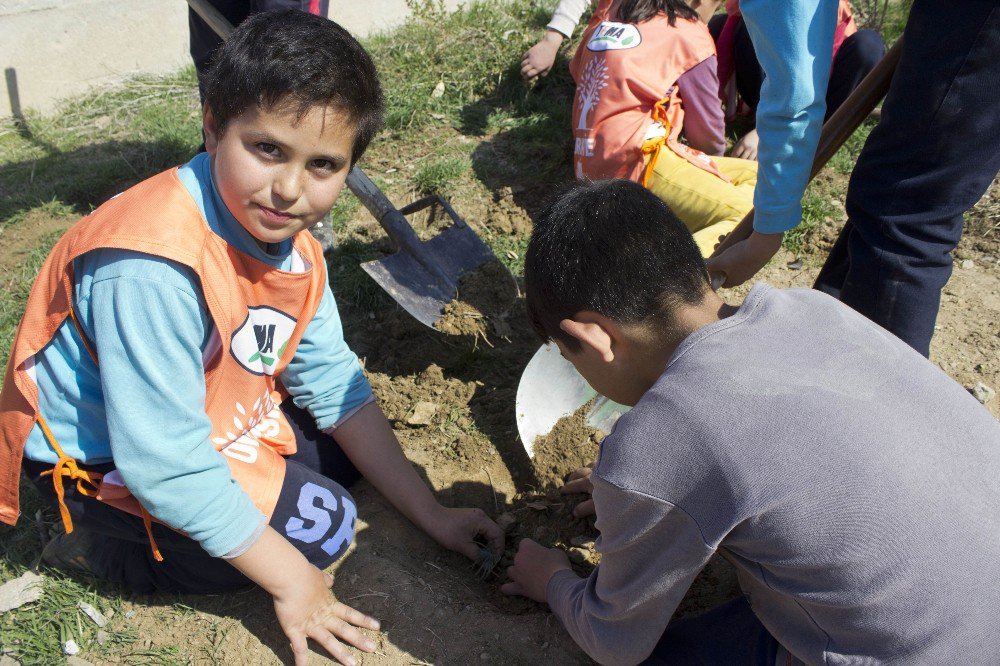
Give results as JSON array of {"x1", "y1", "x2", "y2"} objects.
[
  {"x1": 63, "y1": 640, "x2": 80, "y2": 656},
  {"x1": 77, "y1": 601, "x2": 108, "y2": 627},
  {"x1": 431, "y1": 81, "x2": 445, "y2": 98},
  {"x1": 0, "y1": 571, "x2": 43, "y2": 613},
  {"x1": 406, "y1": 401, "x2": 438, "y2": 426},
  {"x1": 972, "y1": 382, "x2": 996, "y2": 404},
  {"x1": 961, "y1": 259, "x2": 975, "y2": 270}
]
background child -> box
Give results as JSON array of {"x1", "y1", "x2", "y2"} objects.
[
  {"x1": 503, "y1": 179, "x2": 1000, "y2": 664},
  {"x1": 0, "y1": 12, "x2": 501, "y2": 666},
  {"x1": 710, "y1": 0, "x2": 886, "y2": 160},
  {"x1": 525, "y1": 0, "x2": 758, "y2": 257}
]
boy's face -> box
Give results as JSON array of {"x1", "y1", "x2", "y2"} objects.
[{"x1": 204, "y1": 102, "x2": 356, "y2": 247}]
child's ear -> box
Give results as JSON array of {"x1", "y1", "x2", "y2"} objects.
[
  {"x1": 202, "y1": 104, "x2": 221, "y2": 155},
  {"x1": 559, "y1": 313, "x2": 616, "y2": 363}
]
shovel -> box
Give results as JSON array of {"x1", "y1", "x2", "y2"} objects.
[
  {"x1": 515, "y1": 38, "x2": 904, "y2": 455},
  {"x1": 186, "y1": 0, "x2": 514, "y2": 328}
]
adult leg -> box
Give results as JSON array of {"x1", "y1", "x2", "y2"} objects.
[
  {"x1": 816, "y1": 0, "x2": 1000, "y2": 356},
  {"x1": 641, "y1": 596, "x2": 781, "y2": 666},
  {"x1": 825, "y1": 30, "x2": 886, "y2": 119}
]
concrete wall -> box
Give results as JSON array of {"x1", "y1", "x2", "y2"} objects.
[{"x1": 0, "y1": 0, "x2": 461, "y2": 118}]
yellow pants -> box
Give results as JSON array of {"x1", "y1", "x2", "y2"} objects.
[{"x1": 645, "y1": 150, "x2": 758, "y2": 258}]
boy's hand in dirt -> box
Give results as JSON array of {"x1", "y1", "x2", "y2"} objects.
[
  {"x1": 562, "y1": 464, "x2": 596, "y2": 518},
  {"x1": 500, "y1": 538, "x2": 573, "y2": 603},
  {"x1": 522, "y1": 30, "x2": 564, "y2": 81},
  {"x1": 426, "y1": 505, "x2": 505, "y2": 561},
  {"x1": 705, "y1": 230, "x2": 784, "y2": 288},
  {"x1": 274, "y1": 565, "x2": 381, "y2": 666}
]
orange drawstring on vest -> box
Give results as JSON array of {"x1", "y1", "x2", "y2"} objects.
[
  {"x1": 36, "y1": 414, "x2": 164, "y2": 562},
  {"x1": 640, "y1": 97, "x2": 673, "y2": 188}
]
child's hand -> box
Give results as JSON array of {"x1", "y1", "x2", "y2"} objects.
[
  {"x1": 705, "y1": 230, "x2": 784, "y2": 288},
  {"x1": 273, "y1": 565, "x2": 381, "y2": 666},
  {"x1": 521, "y1": 31, "x2": 565, "y2": 81},
  {"x1": 562, "y1": 463, "x2": 596, "y2": 518},
  {"x1": 426, "y1": 505, "x2": 505, "y2": 560},
  {"x1": 500, "y1": 539, "x2": 573, "y2": 603},
  {"x1": 731, "y1": 128, "x2": 759, "y2": 161}
]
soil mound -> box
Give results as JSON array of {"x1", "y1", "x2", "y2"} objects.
[{"x1": 435, "y1": 259, "x2": 518, "y2": 339}]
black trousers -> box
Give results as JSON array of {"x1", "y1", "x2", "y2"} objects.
[
  {"x1": 815, "y1": 0, "x2": 1000, "y2": 356},
  {"x1": 26, "y1": 401, "x2": 360, "y2": 594},
  {"x1": 189, "y1": 0, "x2": 331, "y2": 102},
  {"x1": 708, "y1": 14, "x2": 887, "y2": 121}
]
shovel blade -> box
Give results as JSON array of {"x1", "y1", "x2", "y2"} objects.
[
  {"x1": 362, "y1": 223, "x2": 509, "y2": 328},
  {"x1": 515, "y1": 343, "x2": 630, "y2": 457}
]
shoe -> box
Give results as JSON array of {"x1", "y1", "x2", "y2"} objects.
[
  {"x1": 41, "y1": 528, "x2": 100, "y2": 576},
  {"x1": 309, "y1": 220, "x2": 336, "y2": 258}
]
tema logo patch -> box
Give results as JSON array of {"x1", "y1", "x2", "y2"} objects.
[
  {"x1": 230, "y1": 306, "x2": 297, "y2": 376},
  {"x1": 587, "y1": 22, "x2": 641, "y2": 51}
]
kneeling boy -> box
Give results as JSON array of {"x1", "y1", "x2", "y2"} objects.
[
  {"x1": 503, "y1": 180, "x2": 1000, "y2": 664},
  {"x1": 0, "y1": 11, "x2": 501, "y2": 665}
]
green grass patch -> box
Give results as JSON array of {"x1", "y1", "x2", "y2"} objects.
[{"x1": 413, "y1": 156, "x2": 469, "y2": 195}]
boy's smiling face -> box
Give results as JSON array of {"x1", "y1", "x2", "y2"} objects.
[{"x1": 204, "y1": 101, "x2": 356, "y2": 248}]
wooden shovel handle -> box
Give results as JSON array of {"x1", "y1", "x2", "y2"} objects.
[{"x1": 710, "y1": 37, "x2": 904, "y2": 257}]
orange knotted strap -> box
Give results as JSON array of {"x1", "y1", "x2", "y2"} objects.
[
  {"x1": 640, "y1": 97, "x2": 673, "y2": 188},
  {"x1": 36, "y1": 414, "x2": 163, "y2": 562}
]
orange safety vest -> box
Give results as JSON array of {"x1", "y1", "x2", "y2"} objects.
[
  {"x1": 570, "y1": 0, "x2": 724, "y2": 186},
  {"x1": 0, "y1": 168, "x2": 327, "y2": 556}
]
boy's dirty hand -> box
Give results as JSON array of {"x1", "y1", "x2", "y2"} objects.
[
  {"x1": 274, "y1": 565, "x2": 381, "y2": 666},
  {"x1": 562, "y1": 464, "x2": 596, "y2": 518},
  {"x1": 428, "y1": 505, "x2": 505, "y2": 561},
  {"x1": 500, "y1": 539, "x2": 573, "y2": 603},
  {"x1": 522, "y1": 31, "x2": 564, "y2": 81},
  {"x1": 705, "y1": 230, "x2": 784, "y2": 288}
]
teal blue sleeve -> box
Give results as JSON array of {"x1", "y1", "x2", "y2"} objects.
[
  {"x1": 281, "y1": 282, "x2": 373, "y2": 431},
  {"x1": 83, "y1": 249, "x2": 265, "y2": 557},
  {"x1": 740, "y1": 0, "x2": 838, "y2": 234}
]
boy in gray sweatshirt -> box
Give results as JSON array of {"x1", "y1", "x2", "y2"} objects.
[{"x1": 502, "y1": 179, "x2": 1000, "y2": 665}]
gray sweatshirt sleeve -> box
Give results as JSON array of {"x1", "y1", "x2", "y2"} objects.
[
  {"x1": 547, "y1": 0, "x2": 592, "y2": 38},
  {"x1": 546, "y1": 477, "x2": 715, "y2": 665}
]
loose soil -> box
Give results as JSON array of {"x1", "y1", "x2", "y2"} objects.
[
  {"x1": 6, "y1": 172, "x2": 998, "y2": 664},
  {"x1": 434, "y1": 259, "x2": 519, "y2": 340},
  {"x1": 530, "y1": 403, "x2": 602, "y2": 490}
]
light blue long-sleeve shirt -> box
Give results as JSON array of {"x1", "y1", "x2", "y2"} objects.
[
  {"x1": 740, "y1": 0, "x2": 837, "y2": 234},
  {"x1": 24, "y1": 153, "x2": 373, "y2": 557}
]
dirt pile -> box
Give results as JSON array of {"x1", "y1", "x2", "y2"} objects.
[
  {"x1": 531, "y1": 404, "x2": 603, "y2": 490},
  {"x1": 435, "y1": 259, "x2": 519, "y2": 339}
]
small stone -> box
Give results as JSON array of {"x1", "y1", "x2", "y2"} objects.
[
  {"x1": 972, "y1": 382, "x2": 996, "y2": 404},
  {"x1": 569, "y1": 535, "x2": 594, "y2": 548},
  {"x1": 77, "y1": 601, "x2": 108, "y2": 627},
  {"x1": 63, "y1": 639, "x2": 80, "y2": 656},
  {"x1": 961, "y1": 259, "x2": 975, "y2": 270},
  {"x1": 496, "y1": 512, "x2": 517, "y2": 532},
  {"x1": 568, "y1": 548, "x2": 589, "y2": 564},
  {"x1": 786, "y1": 258, "x2": 803, "y2": 270},
  {"x1": 0, "y1": 570, "x2": 43, "y2": 613},
  {"x1": 125, "y1": 610, "x2": 136, "y2": 619},
  {"x1": 406, "y1": 401, "x2": 438, "y2": 426},
  {"x1": 431, "y1": 81, "x2": 446, "y2": 98},
  {"x1": 96, "y1": 630, "x2": 110, "y2": 646}
]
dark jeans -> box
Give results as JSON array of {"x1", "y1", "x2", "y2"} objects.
[
  {"x1": 189, "y1": 0, "x2": 331, "y2": 101},
  {"x1": 26, "y1": 401, "x2": 360, "y2": 594},
  {"x1": 708, "y1": 15, "x2": 886, "y2": 121},
  {"x1": 643, "y1": 597, "x2": 780, "y2": 665},
  {"x1": 815, "y1": 0, "x2": 1000, "y2": 356}
]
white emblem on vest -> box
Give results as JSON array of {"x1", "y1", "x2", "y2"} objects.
[
  {"x1": 587, "y1": 22, "x2": 642, "y2": 52},
  {"x1": 230, "y1": 305, "x2": 297, "y2": 376}
]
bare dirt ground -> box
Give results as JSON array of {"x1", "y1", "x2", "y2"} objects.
[{"x1": 3, "y1": 172, "x2": 997, "y2": 664}]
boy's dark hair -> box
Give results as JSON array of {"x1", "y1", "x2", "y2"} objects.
[
  {"x1": 524, "y1": 180, "x2": 709, "y2": 349},
  {"x1": 617, "y1": 0, "x2": 699, "y2": 25},
  {"x1": 205, "y1": 10, "x2": 384, "y2": 165}
]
